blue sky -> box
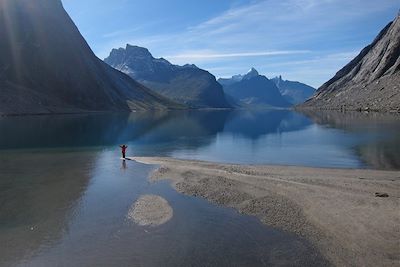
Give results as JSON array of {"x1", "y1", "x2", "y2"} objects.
[{"x1": 62, "y1": 0, "x2": 399, "y2": 88}]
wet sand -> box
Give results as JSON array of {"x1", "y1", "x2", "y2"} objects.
[
  {"x1": 131, "y1": 157, "x2": 400, "y2": 267},
  {"x1": 127, "y1": 195, "x2": 173, "y2": 226}
]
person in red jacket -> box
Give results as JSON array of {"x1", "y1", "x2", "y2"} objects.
[{"x1": 120, "y1": 145, "x2": 128, "y2": 159}]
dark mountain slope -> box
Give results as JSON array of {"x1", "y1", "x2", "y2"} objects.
[
  {"x1": 105, "y1": 45, "x2": 230, "y2": 108},
  {"x1": 302, "y1": 15, "x2": 400, "y2": 112},
  {"x1": 0, "y1": 0, "x2": 178, "y2": 115}
]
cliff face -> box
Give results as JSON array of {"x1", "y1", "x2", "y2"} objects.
[
  {"x1": 105, "y1": 45, "x2": 231, "y2": 109},
  {"x1": 302, "y1": 15, "x2": 400, "y2": 112},
  {"x1": 0, "y1": 0, "x2": 178, "y2": 115}
]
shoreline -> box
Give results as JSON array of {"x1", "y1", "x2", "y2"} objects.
[
  {"x1": 3, "y1": 106, "x2": 400, "y2": 118},
  {"x1": 295, "y1": 106, "x2": 400, "y2": 114},
  {"x1": 131, "y1": 157, "x2": 400, "y2": 267}
]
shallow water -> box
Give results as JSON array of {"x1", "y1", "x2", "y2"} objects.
[
  {"x1": 1, "y1": 110, "x2": 399, "y2": 266},
  {"x1": 0, "y1": 151, "x2": 327, "y2": 266}
]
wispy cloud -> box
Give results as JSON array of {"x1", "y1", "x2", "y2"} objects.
[
  {"x1": 166, "y1": 50, "x2": 311, "y2": 60},
  {"x1": 90, "y1": 0, "x2": 399, "y2": 86},
  {"x1": 260, "y1": 51, "x2": 360, "y2": 68}
]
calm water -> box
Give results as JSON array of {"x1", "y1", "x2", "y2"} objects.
[
  {"x1": 1, "y1": 110, "x2": 399, "y2": 169},
  {"x1": 1, "y1": 110, "x2": 399, "y2": 266}
]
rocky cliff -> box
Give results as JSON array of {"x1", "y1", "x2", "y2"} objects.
[
  {"x1": 302, "y1": 15, "x2": 400, "y2": 112},
  {"x1": 105, "y1": 45, "x2": 230, "y2": 109},
  {"x1": 0, "y1": 0, "x2": 178, "y2": 115}
]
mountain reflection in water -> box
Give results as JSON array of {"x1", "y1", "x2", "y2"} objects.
[
  {"x1": 300, "y1": 110, "x2": 400, "y2": 170},
  {"x1": 0, "y1": 109, "x2": 399, "y2": 169}
]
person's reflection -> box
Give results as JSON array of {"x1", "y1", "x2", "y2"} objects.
[{"x1": 121, "y1": 160, "x2": 127, "y2": 170}]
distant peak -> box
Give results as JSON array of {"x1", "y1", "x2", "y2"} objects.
[
  {"x1": 243, "y1": 67, "x2": 259, "y2": 79},
  {"x1": 247, "y1": 67, "x2": 259, "y2": 75}
]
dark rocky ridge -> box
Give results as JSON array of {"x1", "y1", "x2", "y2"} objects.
[
  {"x1": 105, "y1": 45, "x2": 231, "y2": 108},
  {"x1": 302, "y1": 14, "x2": 400, "y2": 112},
  {"x1": 218, "y1": 68, "x2": 291, "y2": 108},
  {"x1": 0, "y1": 0, "x2": 179, "y2": 115},
  {"x1": 272, "y1": 76, "x2": 316, "y2": 105}
]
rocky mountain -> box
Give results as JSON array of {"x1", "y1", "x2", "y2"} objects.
[
  {"x1": 218, "y1": 68, "x2": 291, "y2": 108},
  {"x1": 0, "y1": 0, "x2": 179, "y2": 115},
  {"x1": 272, "y1": 76, "x2": 316, "y2": 105},
  {"x1": 302, "y1": 14, "x2": 400, "y2": 112},
  {"x1": 104, "y1": 45, "x2": 230, "y2": 109}
]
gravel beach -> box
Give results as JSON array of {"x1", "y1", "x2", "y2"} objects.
[{"x1": 131, "y1": 157, "x2": 400, "y2": 267}]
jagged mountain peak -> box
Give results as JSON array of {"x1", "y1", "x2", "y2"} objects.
[
  {"x1": 247, "y1": 67, "x2": 259, "y2": 75},
  {"x1": 243, "y1": 67, "x2": 259, "y2": 79},
  {"x1": 106, "y1": 44, "x2": 175, "y2": 68},
  {"x1": 218, "y1": 69, "x2": 291, "y2": 108},
  {"x1": 105, "y1": 45, "x2": 230, "y2": 108},
  {"x1": 221, "y1": 68, "x2": 261, "y2": 83}
]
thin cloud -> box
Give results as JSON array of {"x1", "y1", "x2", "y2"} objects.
[
  {"x1": 88, "y1": 0, "x2": 398, "y2": 86},
  {"x1": 261, "y1": 51, "x2": 360, "y2": 68},
  {"x1": 166, "y1": 50, "x2": 311, "y2": 60}
]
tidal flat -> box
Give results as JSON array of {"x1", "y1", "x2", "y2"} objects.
[{"x1": 133, "y1": 156, "x2": 400, "y2": 267}]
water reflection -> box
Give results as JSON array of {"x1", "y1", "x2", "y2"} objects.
[
  {"x1": 0, "y1": 110, "x2": 310, "y2": 150},
  {"x1": 0, "y1": 110, "x2": 399, "y2": 169},
  {"x1": 121, "y1": 159, "x2": 127, "y2": 170},
  {"x1": 0, "y1": 151, "x2": 97, "y2": 266},
  {"x1": 0, "y1": 111, "x2": 229, "y2": 150},
  {"x1": 301, "y1": 110, "x2": 400, "y2": 169},
  {"x1": 2, "y1": 155, "x2": 326, "y2": 266},
  {"x1": 130, "y1": 110, "x2": 230, "y2": 154},
  {"x1": 0, "y1": 112, "x2": 159, "y2": 149},
  {"x1": 223, "y1": 110, "x2": 311, "y2": 139},
  {"x1": 0, "y1": 109, "x2": 398, "y2": 265}
]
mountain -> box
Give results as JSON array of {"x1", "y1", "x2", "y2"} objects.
[
  {"x1": 0, "y1": 0, "x2": 179, "y2": 115},
  {"x1": 302, "y1": 14, "x2": 400, "y2": 112},
  {"x1": 272, "y1": 76, "x2": 316, "y2": 105},
  {"x1": 104, "y1": 45, "x2": 230, "y2": 109},
  {"x1": 218, "y1": 68, "x2": 291, "y2": 108}
]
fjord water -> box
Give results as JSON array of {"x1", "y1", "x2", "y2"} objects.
[
  {"x1": 1, "y1": 110, "x2": 399, "y2": 169},
  {"x1": 1, "y1": 110, "x2": 399, "y2": 266}
]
